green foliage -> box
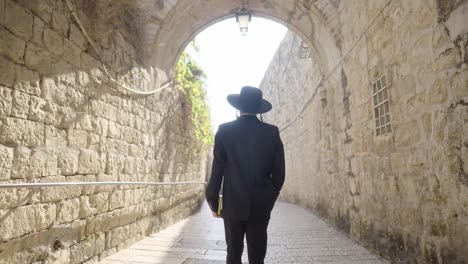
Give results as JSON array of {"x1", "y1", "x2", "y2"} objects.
[{"x1": 176, "y1": 44, "x2": 213, "y2": 145}]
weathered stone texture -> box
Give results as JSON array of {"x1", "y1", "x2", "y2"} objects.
[
  {"x1": 0, "y1": 27, "x2": 26, "y2": 64},
  {"x1": 24, "y1": 42, "x2": 51, "y2": 74},
  {"x1": 0, "y1": 55, "x2": 15, "y2": 86},
  {"x1": 0, "y1": 1, "x2": 209, "y2": 263},
  {"x1": 261, "y1": 1, "x2": 468, "y2": 263},
  {"x1": 4, "y1": 0, "x2": 32, "y2": 40}
]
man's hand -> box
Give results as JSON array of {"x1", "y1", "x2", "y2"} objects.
[{"x1": 212, "y1": 211, "x2": 221, "y2": 218}]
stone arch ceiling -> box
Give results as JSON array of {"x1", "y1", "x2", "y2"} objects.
[{"x1": 132, "y1": 0, "x2": 342, "y2": 79}]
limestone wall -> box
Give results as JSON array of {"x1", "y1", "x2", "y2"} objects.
[
  {"x1": 0, "y1": 1, "x2": 209, "y2": 263},
  {"x1": 261, "y1": 1, "x2": 468, "y2": 263}
]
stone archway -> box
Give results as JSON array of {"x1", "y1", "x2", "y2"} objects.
[{"x1": 137, "y1": 0, "x2": 342, "y2": 80}]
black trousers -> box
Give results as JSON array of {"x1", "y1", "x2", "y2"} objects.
[{"x1": 223, "y1": 218, "x2": 270, "y2": 264}]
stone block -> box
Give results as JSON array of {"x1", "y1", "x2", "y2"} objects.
[
  {"x1": 78, "y1": 148, "x2": 101, "y2": 174},
  {"x1": 0, "y1": 144, "x2": 13, "y2": 180},
  {"x1": 128, "y1": 144, "x2": 139, "y2": 157},
  {"x1": 0, "y1": 187, "x2": 36, "y2": 209},
  {"x1": 34, "y1": 203, "x2": 56, "y2": 231},
  {"x1": 14, "y1": 64, "x2": 41, "y2": 96},
  {"x1": 90, "y1": 99, "x2": 117, "y2": 121},
  {"x1": 43, "y1": 76, "x2": 86, "y2": 109},
  {"x1": 51, "y1": 11, "x2": 69, "y2": 37},
  {"x1": 0, "y1": 55, "x2": 15, "y2": 87},
  {"x1": 45, "y1": 125, "x2": 67, "y2": 146},
  {"x1": 83, "y1": 65, "x2": 104, "y2": 86},
  {"x1": 0, "y1": 0, "x2": 4, "y2": 25},
  {"x1": 76, "y1": 71, "x2": 93, "y2": 94},
  {"x1": 4, "y1": 0, "x2": 33, "y2": 40},
  {"x1": 32, "y1": 15, "x2": 45, "y2": 45},
  {"x1": 17, "y1": 0, "x2": 52, "y2": 23},
  {"x1": 57, "y1": 148, "x2": 79, "y2": 175},
  {"x1": 55, "y1": 72, "x2": 76, "y2": 88},
  {"x1": 118, "y1": 206, "x2": 140, "y2": 226},
  {"x1": 390, "y1": 151, "x2": 407, "y2": 172},
  {"x1": 57, "y1": 72, "x2": 75, "y2": 90},
  {"x1": 87, "y1": 210, "x2": 121, "y2": 234},
  {"x1": 58, "y1": 105, "x2": 77, "y2": 129},
  {"x1": 445, "y1": 1, "x2": 468, "y2": 40},
  {"x1": 0, "y1": 202, "x2": 57, "y2": 240},
  {"x1": 0, "y1": 85, "x2": 12, "y2": 116},
  {"x1": 57, "y1": 198, "x2": 80, "y2": 224},
  {"x1": 68, "y1": 129, "x2": 88, "y2": 149},
  {"x1": 452, "y1": 71, "x2": 468, "y2": 101},
  {"x1": 69, "y1": 233, "x2": 105, "y2": 264},
  {"x1": 123, "y1": 157, "x2": 136, "y2": 175},
  {"x1": 0, "y1": 27, "x2": 26, "y2": 64},
  {"x1": 395, "y1": 120, "x2": 421, "y2": 148},
  {"x1": 433, "y1": 110, "x2": 448, "y2": 145},
  {"x1": 95, "y1": 174, "x2": 117, "y2": 193},
  {"x1": 43, "y1": 27, "x2": 64, "y2": 57},
  {"x1": 107, "y1": 120, "x2": 120, "y2": 139},
  {"x1": 433, "y1": 48, "x2": 461, "y2": 75},
  {"x1": 11, "y1": 90, "x2": 30, "y2": 119},
  {"x1": 41, "y1": 77, "x2": 65, "y2": 106},
  {"x1": 29, "y1": 147, "x2": 57, "y2": 177},
  {"x1": 51, "y1": 59, "x2": 76, "y2": 77},
  {"x1": 462, "y1": 147, "x2": 468, "y2": 175},
  {"x1": 117, "y1": 109, "x2": 134, "y2": 127},
  {"x1": 109, "y1": 190, "x2": 124, "y2": 210},
  {"x1": 29, "y1": 96, "x2": 61, "y2": 126},
  {"x1": 0, "y1": 205, "x2": 35, "y2": 241},
  {"x1": 75, "y1": 113, "x2": 94, "y2": 131},
  {"x1": 69, "y1": 23, "x2": 87, "y2": 51},
  {"x1": 0, "y1": 117, "x2": 44, "y2": 147},
  {"x1": 407, "y1": 148, "x2": 428, "y2": 167},
  {"x1": 79, "y1": 193, "x2": 109, "y2": 218},
  {"x1": 25, "y1": 42, "x2": 51, "y2": 74},
  {"x1": 11, "y1": 146, "x2": 31, "y2": 178},
  {"x1": 81, "y1": 174, "x2": 97, "y2": 195},
  {"x1": 107, "y1": 226, "x2": 129, "y2": 249},
  {"x1": 124, "y1": 189, "x2": 134, "y2": 207},
  {"x1": 87, "y1": 133, "x2": 101, "y2": 152},
  {"x1": 421, "y1": 112, "x2": 432, "y2": 141},
  {"x1": 41, "y1": 175, "x2": 82, "y2": 202},
  {"x1": 63, "y1": 39, "x2": 82, "y2": 66},
  {"x1": 93, "y1": 117, "x2": 108, "y2": 136}
]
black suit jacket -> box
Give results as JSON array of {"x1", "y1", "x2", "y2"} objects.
[{"x1": 206, "y1": 115, "x2": 285, "y2": 221}]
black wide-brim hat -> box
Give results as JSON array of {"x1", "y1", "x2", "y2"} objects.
[{"x1": 227, "y1": 86, "x2": 272, "y2": 114}]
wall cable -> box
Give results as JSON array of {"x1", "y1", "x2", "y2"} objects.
[{"x1": 64, "y1": 0, "x2": 174, "y2": 95}]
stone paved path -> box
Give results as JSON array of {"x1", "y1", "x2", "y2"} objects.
[{"x1": 101, "y1": 202, "x2": 389, "y2": 264}]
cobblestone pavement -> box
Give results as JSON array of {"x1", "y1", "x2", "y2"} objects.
[{"x1": 101, "y1": 202, "x2": 389, "y2": 264}]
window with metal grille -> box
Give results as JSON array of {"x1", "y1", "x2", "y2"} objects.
[{"x1": 372, "y1": 74, "x2": 392, "y2": 136}]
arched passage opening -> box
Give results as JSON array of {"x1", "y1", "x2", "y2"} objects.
[{"x1": 139, "y1": 0, "x2": 341, "y2": 81}]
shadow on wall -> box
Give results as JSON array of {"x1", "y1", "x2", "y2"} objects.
[{"x1": 0, "y1": 0, "x2": 210, "y2": 263}]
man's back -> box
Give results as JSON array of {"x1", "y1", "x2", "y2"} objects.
[
  {"x1": 206, "y1": 114, "x2": 285, "y2": 221},
  {"x1": 205, "y1": 86, "x2": 285, "y2": 264}
]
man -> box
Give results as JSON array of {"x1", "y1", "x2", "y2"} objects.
[{"x1": 206, "y1": 86, "x2": 285, "y2": 264}]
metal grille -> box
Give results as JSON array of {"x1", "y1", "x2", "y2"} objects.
[{"x1": 372, "y1": 74, "x2": 392, "y2": 136}]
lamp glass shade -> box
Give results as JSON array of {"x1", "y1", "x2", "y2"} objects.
[
  {"x1": 236, "y1": 12, "x2": 251, "y2": 35},
  {"x1": 240, "y1": 27, "x2": 248, "y2": 35}
]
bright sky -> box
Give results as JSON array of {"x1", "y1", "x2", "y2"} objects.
[{"x1": 186, "y1": 17, "x2": 287, "y2": 132}]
